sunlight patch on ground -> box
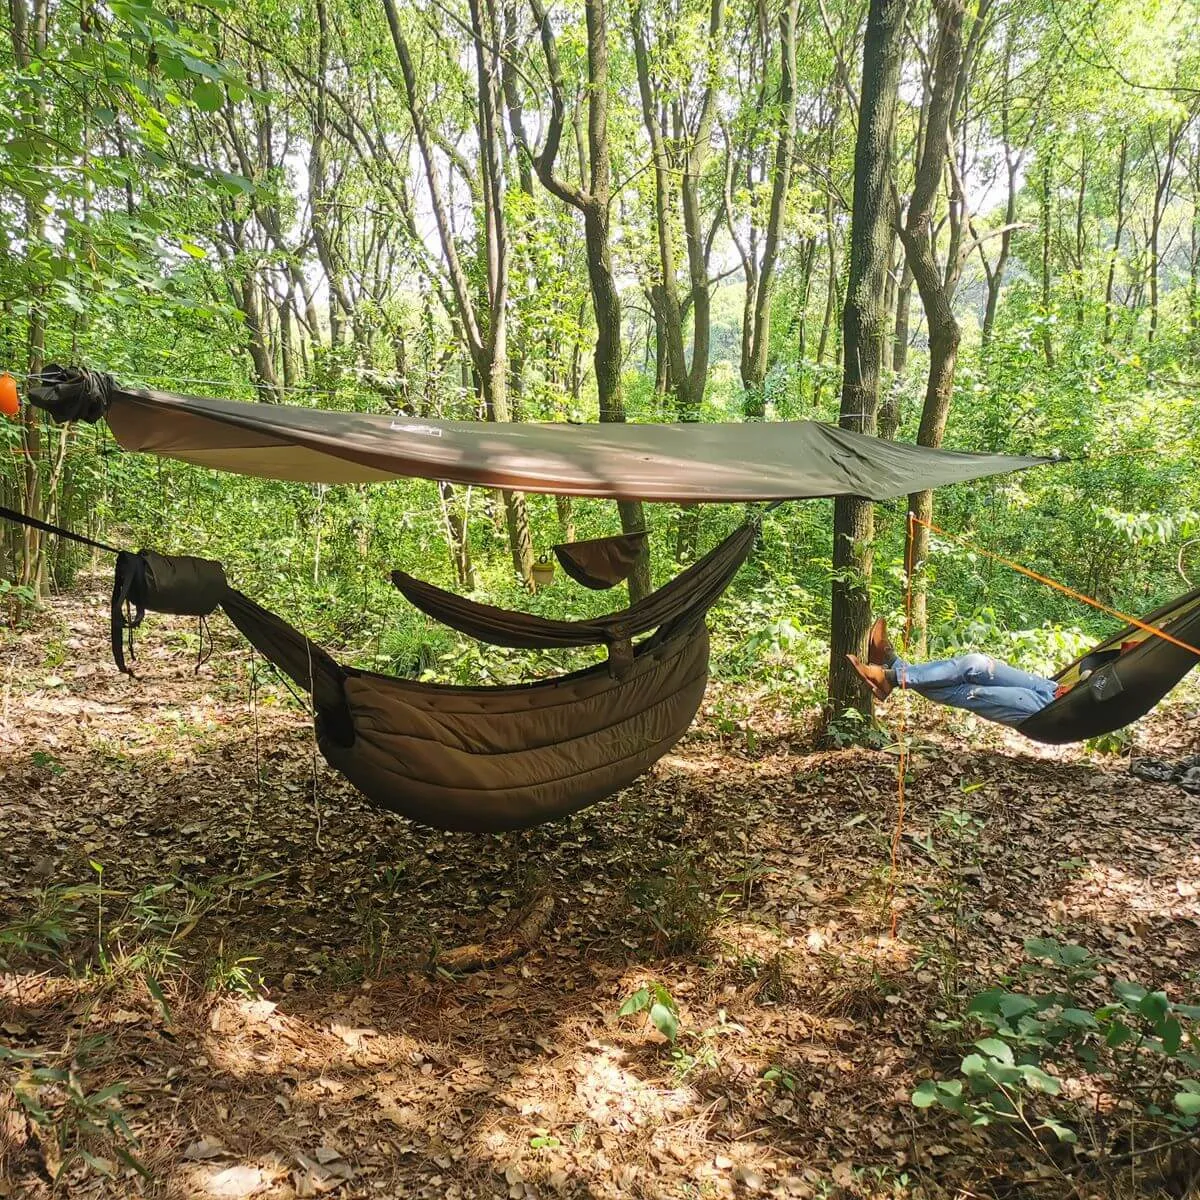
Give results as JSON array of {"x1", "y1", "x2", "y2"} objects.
[{"x1": 1053, "y1": 858, "x2": 1200, "y2": 924}]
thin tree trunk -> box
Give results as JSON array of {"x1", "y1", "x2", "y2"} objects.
[
  {"x1": 524, "y1": 0, "x2": 651, "y2": 598},
  {"x1": 743, "y1": 0, "x2": 800, "y2": 400},
  {"x1": 1040, "y1": 158, "x2": 1055, "y2": 367},
  {"x1": 899, "y1": 0, "x2": 966, "y2": 652},
  {"x1": 814, "y1": 194, "x2": 840, "y2": 408},
  {"x1": 1104, "y1": 133, "x2": 1128, "y2": 346}
]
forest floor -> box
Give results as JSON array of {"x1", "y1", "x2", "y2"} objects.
[{"x1": 2, "y1": 582, "x2": 1199, "y2": 1200}]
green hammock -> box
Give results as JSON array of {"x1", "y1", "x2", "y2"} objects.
[{"x1": 1017, "y1": 587, "x2": 1200, "y2": 744}]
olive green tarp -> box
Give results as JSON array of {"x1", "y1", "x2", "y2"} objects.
[{"x1": 28, "y1": 367, "x2": 1052, "y2": 501}]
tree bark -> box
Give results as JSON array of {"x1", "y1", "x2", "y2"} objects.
[
  {"x1": 384, "y1": 0, "x2": 534, "y2": 587},
  {"x1": 827, "y1": 0, "x2": 910, "y2": 721},
  {"x1": 631, "y1": 0, "x2": 723, "y2": 562},
  {"x1": 740, "y1": 0, "x2": 800, "y2": 406},
  {"x1": 1103, "y1": 133, "x2": 1129, "y2": 346},
  {"x1": 1147, "y1": 118, "x2": 1189, "y2": 345},
  {"x1": 1040, "y1": 158, "x2": 1055, "y2": 367},
  {"x1": 11, "y1": 0, "x2": 48, "y2": 592}
]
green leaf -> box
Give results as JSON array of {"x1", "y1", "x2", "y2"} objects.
[
  {"x1": 974, "y1": 1037, "x2": 1014, "y2": 1064},
  {"x1": 1138, "y1": 991, "x2": 1170, "y2": 1024},
  {"x1": 1174, "y1": 1091, "x2": 1200, "y2": 1115},
  {"x1": 1016, "y1": 1064, "x2": 1061, "y2": 1095},
  {"x1": 911, "y1": 1080, "x2": 938, "y2": 1108},
  {"x1": 619, "y1": 987, "x2": 649, "y2": 1016},
  {"x1": 144, "y1": 973, "x2": 172, "y2": 1023},
  {"x1": 178, "y1": 53, "x2": 223, "y2": 80},
  {"x1": 192, "y1": 81, "x2": 224, "y2": 112},
  {"x1": 1106, "y1": 1020, "x2": 1135, "y2": 1048},
  {"x1": 998, "y1": 993, "x2": 1039, "y2": 1019},
  {"x1": 112, "y1": 1146, "x2": 152, "y2": 1179},
  {"x1": 649, "y1": 1002, "x2": 678, "y2": 1043},
  {"x1": 1060, "y1": 1008, "x2": 1098, "y2": 1028},
  {"x1": 960, "y1": 1053, "x2": 988, "y2": 1077},
  {"x1": 966, "y1": 988, "x2": 1006, "y2": 1016},
  {"x1": 79, "y1": 1150, "x2": 116, "y2": 1177},
  {"x1": 1161, "y1": 1017, "x2": 1183, "y2": 1055},
  {"x1": 1039, "y1": 1117, "x2": 1078, "y2": 1143},
  {"x1": 1113, "y1": 980, "x2": 1147, "y2": 1008}
]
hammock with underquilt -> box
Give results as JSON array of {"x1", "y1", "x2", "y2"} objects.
[{"x1": 109, "y1": 523, "x2": 757, "y2": 831}]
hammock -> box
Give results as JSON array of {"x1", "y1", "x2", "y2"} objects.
[
  {"x1": 1016, "y1": 587, "x2": 1200, "y2": 744},
  {"x1": 391, "y1": 522, "x2": 756, "y2": 674},
  {"x1": 101, "y1": 524, "x2": 757, "y2": 832},
  {"x1": 554, "y1": 531, "x2": 648, "y2": 590}
]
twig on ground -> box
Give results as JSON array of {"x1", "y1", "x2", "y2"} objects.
[{"x1": 434, "y1": 892, "x2": 555, "y2": 974}]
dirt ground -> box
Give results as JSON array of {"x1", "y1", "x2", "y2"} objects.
[{"x1": 2, "y1": 583, "x2": 1198, "y2": 1199}]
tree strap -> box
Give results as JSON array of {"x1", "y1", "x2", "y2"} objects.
[{"x1": 0, "y1": 503, "x2": 122, "y2": 556}]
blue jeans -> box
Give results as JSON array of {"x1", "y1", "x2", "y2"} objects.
[{"x1": 894, "y1": 653, "x2": 1057, "y2": 728}]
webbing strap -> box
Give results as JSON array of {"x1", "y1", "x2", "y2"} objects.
[
  {"x1": 0, "y1": 503, "x2": 121, "y2": 556},
  {"x1": 0, "y1": 504, "x2": 147, "y2": 673}
]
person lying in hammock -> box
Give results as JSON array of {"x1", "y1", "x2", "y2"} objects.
[{"x1": 847, "y1": 618, "x2": 1076, "y2": 729}]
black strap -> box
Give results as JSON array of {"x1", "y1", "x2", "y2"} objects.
[
  {"x1": 111, "y1": 550, "x2": 148, "y2": 675},
  {"x1": 0, "y1": 504, "x2": 146, "y2": 674},
  {"x1": 0, "y1": 504, "x2": 121, "y2": 556}
]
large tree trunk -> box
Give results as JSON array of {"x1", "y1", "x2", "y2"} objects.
[{"x1": 827, "y1": 0, "x2": 909, "y2": 722}]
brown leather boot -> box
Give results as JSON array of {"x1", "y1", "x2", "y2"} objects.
[
  {"x1": 847, "y1": 654, "x2": 894, "y2": 701},
  {"x1": 867, "y1": 617, "x2": 896, "y2": 667}
]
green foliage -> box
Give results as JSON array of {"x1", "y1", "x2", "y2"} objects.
[
  {"x1": 913, "y1": 938, "x2": 1200, "y2": 1155},
  {"x1": 2, "y1": 1036, "x2": 149, "y2": 1184},
  {"x1": 2, "y1": 0, "x2": 1199, "y2": 720},
  {"x1": 619, "y1": 981, "x2": 681, "y2": 1043}
]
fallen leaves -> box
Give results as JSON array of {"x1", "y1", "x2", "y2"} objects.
[{"x1": 2, "y1": 595, "x2": 1200, "y2": 1199}]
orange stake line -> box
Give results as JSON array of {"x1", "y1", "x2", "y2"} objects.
[
  {"x1": 887, "y1": 511, "x2": 917, "y2": 940},
  {"x1": 912, "y1": 515, "x2": 1200, "y2": 660}
]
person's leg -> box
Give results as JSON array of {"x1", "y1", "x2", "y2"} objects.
[
  {"x1": 908, "y1": 682, "x2": 1054, "y2": 727},
  {"x1": 895, "y1": 652, "x2": 1055, "y2": 698},
  {"x1": 891, "y1": 652, "x2": 1057, "y2": 727}
]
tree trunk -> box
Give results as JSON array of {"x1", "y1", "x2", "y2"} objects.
[
  {"x1": 439, "y1": 481, "x2": 476, "y2": 589},
  {"x1": 1104, "y1": 133, "x2": 1128, "y2": 346},
  {"x1": 1040, "y1": 158, "x2": 1055, "y2": 367},
  {"x1": 523, "y1": 0, "x2": 650, "y2": 597},
  {"x1": 742, "y1": 0, "x2": 800, "y2": 401},
  {"x1": 1148, "y1": 120, "x2": 1186, "y2": 346},
  {"x1": 385, "y1": 0, "x2": 534, "y2": 589},
  {"x1": 898, "y1": 0, "x2": 966, "y2": 653},
  {"x1": 482, "y1": 362, "x2": 535, "y2": 585},
  {"x1": 827, "y1": 0, "x2": 909, "y2": 722},
  {"x1": 813, "y1": 193, "x2": 840, "y2": 408},
  {"x1": 11, "y1": 0, "x2": 48, "y2": 592}
]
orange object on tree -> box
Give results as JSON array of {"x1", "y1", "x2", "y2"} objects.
[{"x1": 0, "y1": 373, "x2": 18, "y2": 417}]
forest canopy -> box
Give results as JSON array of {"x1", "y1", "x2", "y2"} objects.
[{"x1": 2, "y1": 0, "x2": 1199, "y2": 716}]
